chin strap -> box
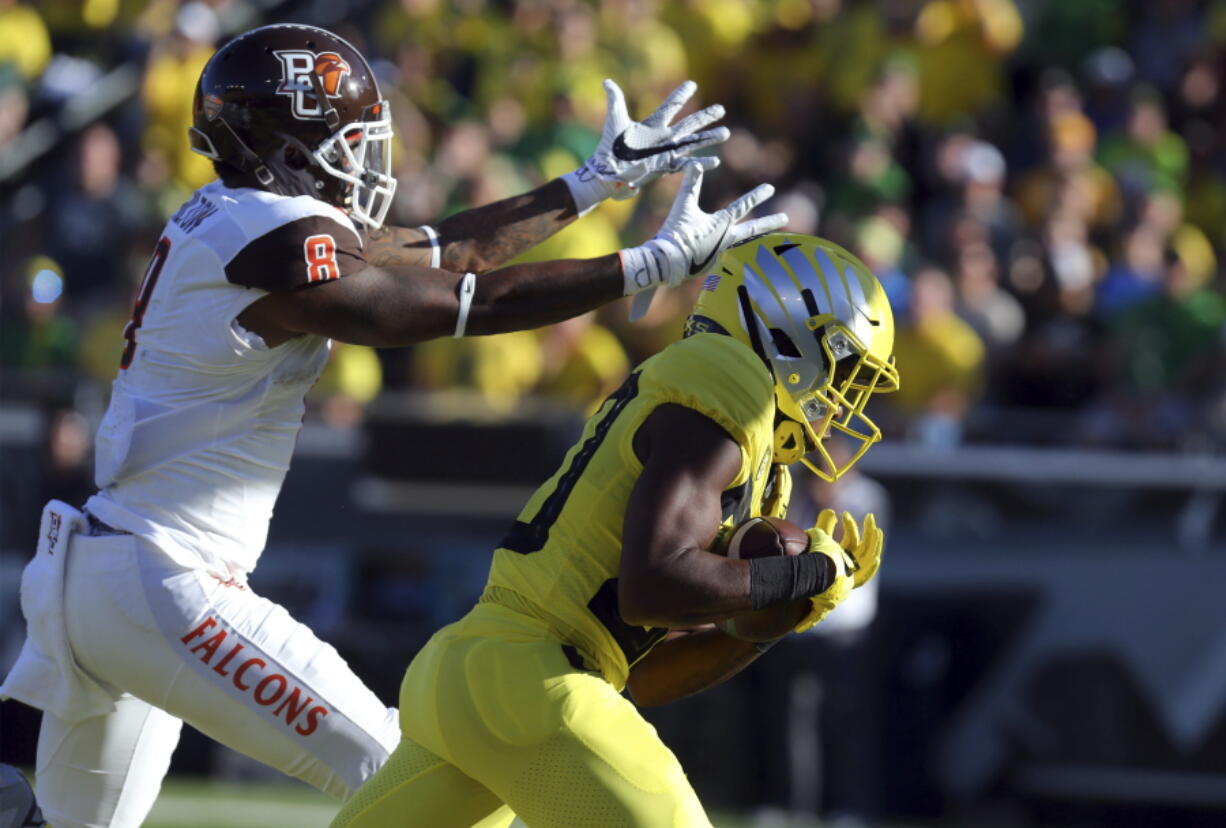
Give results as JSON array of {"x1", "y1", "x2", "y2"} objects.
[
  {"x1": 216, "y1": 119, "x2": 275, "y2": 187},
  {"x1": 772, "y1": 416, "x2": 806, "y2": 465},
  {"x1": 308, "y1": 70, "x2": 342, "y2": 130}
]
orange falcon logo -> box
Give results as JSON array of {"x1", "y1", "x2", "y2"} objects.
[
  {"x1": 313, "y1": 52, "x2": 351, "y2": 97},
  {"x1": 274, "y1": 49, "x2": 352, "y2": 120}
]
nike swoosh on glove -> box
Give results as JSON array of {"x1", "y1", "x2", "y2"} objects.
[
  {"x1": 619, "y1": 161, "x2": 788, "y2": 319},
  {"x1": 562, "y1": 79, "x2": 729, "y2": 215}
]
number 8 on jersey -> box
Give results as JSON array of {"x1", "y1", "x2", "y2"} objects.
[{"x1": 304, "y1": 234, "x2": 340, "y2": 282}]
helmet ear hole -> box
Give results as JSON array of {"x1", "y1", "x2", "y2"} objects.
[
  {"x1": 769, "y1": 328, "x2": 802, "y2": 358},
  {"x1": 283, "y1": 143, "x2": 310, "y2": 170}
]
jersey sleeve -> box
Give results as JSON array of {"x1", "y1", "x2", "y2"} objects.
[{"x1": 225, "y1": 215, "x2": 365, "y2": 292}]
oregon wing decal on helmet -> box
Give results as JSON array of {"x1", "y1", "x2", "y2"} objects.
[
  {"x1": 687, "y1": 233, "x2": 899, "y2": 481},
  {"x1": 189, "y1": 24, "x2": 396, "y2": 229}
]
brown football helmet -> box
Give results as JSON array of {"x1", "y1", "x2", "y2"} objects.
[{"x1": 189, "y1": 24, "x2": 396, "y2": 228}]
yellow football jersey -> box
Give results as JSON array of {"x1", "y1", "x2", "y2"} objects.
[{"x1": 482, "y1": 332, "x2": 791, "y2": 691}]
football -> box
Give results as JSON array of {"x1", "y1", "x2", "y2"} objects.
[{"x1": 715, "y1": 516, "x2": 812, "y2": 642}]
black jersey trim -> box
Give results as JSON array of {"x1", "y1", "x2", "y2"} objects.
[
  {"x1": 500, "y1": 371, "x2": 641, "y2": 555},
  {"x1": 586, "y1": 579, "x2": 668, "y2": 670}
]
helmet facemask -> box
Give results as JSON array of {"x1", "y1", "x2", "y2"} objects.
[
  {"x1": 773, "y1": 324, "x2": 895, "y2": 481},
  {"x1": 312, "y1": 101, "x2": 396, "y2": 229}
]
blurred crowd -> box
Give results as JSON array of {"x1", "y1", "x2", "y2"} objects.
[{"x1": 2, "y1": 0, "x2": 1225, "y2": 454}]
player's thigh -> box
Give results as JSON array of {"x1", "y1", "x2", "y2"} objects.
[
  {"x1": 331, "y1": 736, "x2": 512, "y2": 828},
  {"x1": 416, "y1": 633, "x2": 710, "y2": 828},
  {"x1": 497, "y1": 671, "x2": 710, "y2": 828},
  {"x1": 35, "y1": 693, "x2": 182, "y2": 828},
  {"x1": 64, "y1": 534, "x2": 398, "y2": 798}
]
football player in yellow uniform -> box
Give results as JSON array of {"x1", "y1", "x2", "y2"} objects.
[{"x1": 331, "y1": 233, "x2": 899, "y2": 828}]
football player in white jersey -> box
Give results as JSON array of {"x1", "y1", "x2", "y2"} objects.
[{"x1": 0, "y1": 23, "x2": 786, "y2": 828}]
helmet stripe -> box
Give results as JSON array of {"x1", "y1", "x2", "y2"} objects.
[
  {"x1": 811, "y1": 247, "x2": 852, "y2": 325},
  {"x1": 839, "y1": 257, "x2": 876, "y2": 341},
  {"x1": 752, "y1": 244, "x2": 805, "y2": 321},
  {"x1": 841, "y1": 255, "x2": 869, "y2": 312},
  {"x1": 780, "y1": 244, "x2": 830, "y2": 316}
]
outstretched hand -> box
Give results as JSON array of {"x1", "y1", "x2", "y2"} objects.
[
  {"x1": 622, "y1": 161, "x2": 788, "y2": 319},
  {"x1": 595, "y1": 79, "x2": 729, "y2": 197},
  {"x1": 564, "y1": 79, "x2": 729, "y2": 214}
]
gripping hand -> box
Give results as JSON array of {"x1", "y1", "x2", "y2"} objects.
[
  {"x1": 620, "y1": 161, "x2": 788, "y2": 319},
  {"x1": 793, "y1": 509, "x2": 884, "y2": 633},
  {"x1": 563, "y1": 79, "x2": 729, "y2": 215}
]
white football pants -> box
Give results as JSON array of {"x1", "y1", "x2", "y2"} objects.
[{"x1": 34, "y1": 529, "x2": 399, "y2": 828}]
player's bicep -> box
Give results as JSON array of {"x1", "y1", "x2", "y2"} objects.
[
  {"x1": 247, "y1": 263, "x2": 464, "y2": 346},
  {"x1": 225, "y1": 215, "x2": 467, "y2": 346},
  {"x1": 226, "y1": 215, "x2": 366, "y2": 292},
  {"x1": 622, "y1": 404, "x2": 743, "y2": 574}
]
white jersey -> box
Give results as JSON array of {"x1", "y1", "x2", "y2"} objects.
[{"x1": 85, "y1": 181, "x2": 368, "y2": 577}]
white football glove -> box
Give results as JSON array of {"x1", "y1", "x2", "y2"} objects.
[
  {"x1": 620, "y1": 161, "x2": 788, "y2": 319},
  {"x1": 562, "y1": 79, "x2": 730, "y2": 215}
]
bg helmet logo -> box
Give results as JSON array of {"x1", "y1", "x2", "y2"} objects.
[{"x1": 274, "y1": 50, "x2": 352, "y2": 120}]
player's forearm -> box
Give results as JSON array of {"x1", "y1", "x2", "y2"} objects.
[
  {"x1": 620, "y1": 546, "x2": 756, "y2": 628},
  {"x1": 626, "y1": 627, "x2": 764, "y2": 707},
  {"x1": 436, "y1": 179, "x2": 581, "y2": 273},
  {"x1": 620, "y1": 411, "x2": 758, "y2": 628},
  {"x1": 463, "y1": 254, "x2": 623, "y2": 336},
  {"x1": 255, "y1": 253, "x2": 625, "y2": 347},
  {"x1": 362, "y1": 180, "x2": 580, "y2": 273}
]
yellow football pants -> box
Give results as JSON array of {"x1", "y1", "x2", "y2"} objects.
[{"x1": 331, "y1": 601, "x2": 711, "y2": 828}]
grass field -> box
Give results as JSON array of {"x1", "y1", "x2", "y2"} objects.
[
  {"x1": 141, "y1": 778, "x2": 831, "y2": 828},
  {"x1": 13, "y1": 767, "x2": 943, "y2": 827},
  {"x1": 144, "y1": 779, "x2": 335, "y2": 828}
]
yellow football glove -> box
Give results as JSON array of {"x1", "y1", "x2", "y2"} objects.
[{"x1": 792, "y1": 509, "x2": 884, "y2": 633}]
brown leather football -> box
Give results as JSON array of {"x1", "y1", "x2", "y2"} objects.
[{"x1": 715, "y1": 516, "x2": 811, "y2": 642}]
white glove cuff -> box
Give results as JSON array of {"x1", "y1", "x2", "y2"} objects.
[
  {"x1": 562, "y1": 164, "x2": 617, "y2": 216},
  {"x1": 619, "y1": 239, "x2": 684, "y2": 296}
]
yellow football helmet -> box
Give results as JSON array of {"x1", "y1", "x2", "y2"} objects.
[{"x1": 685, "y1": 233, "x2": 899, "y2": 481}]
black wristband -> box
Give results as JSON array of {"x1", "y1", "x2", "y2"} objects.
[{"x1": 748, "y1": 554, "x2": 834, "y2": 611}]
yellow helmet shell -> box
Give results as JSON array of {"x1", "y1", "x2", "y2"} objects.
[{"x1": 686, "y1": 233, "x2": 899, "y2": 481}]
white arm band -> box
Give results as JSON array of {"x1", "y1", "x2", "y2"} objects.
[
  {"x1": 454, "y1": 272, "x2": 477, "y2": 338},
  {"x1": 417, "y1": 224, "x2": 441, "y2": 269}
]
